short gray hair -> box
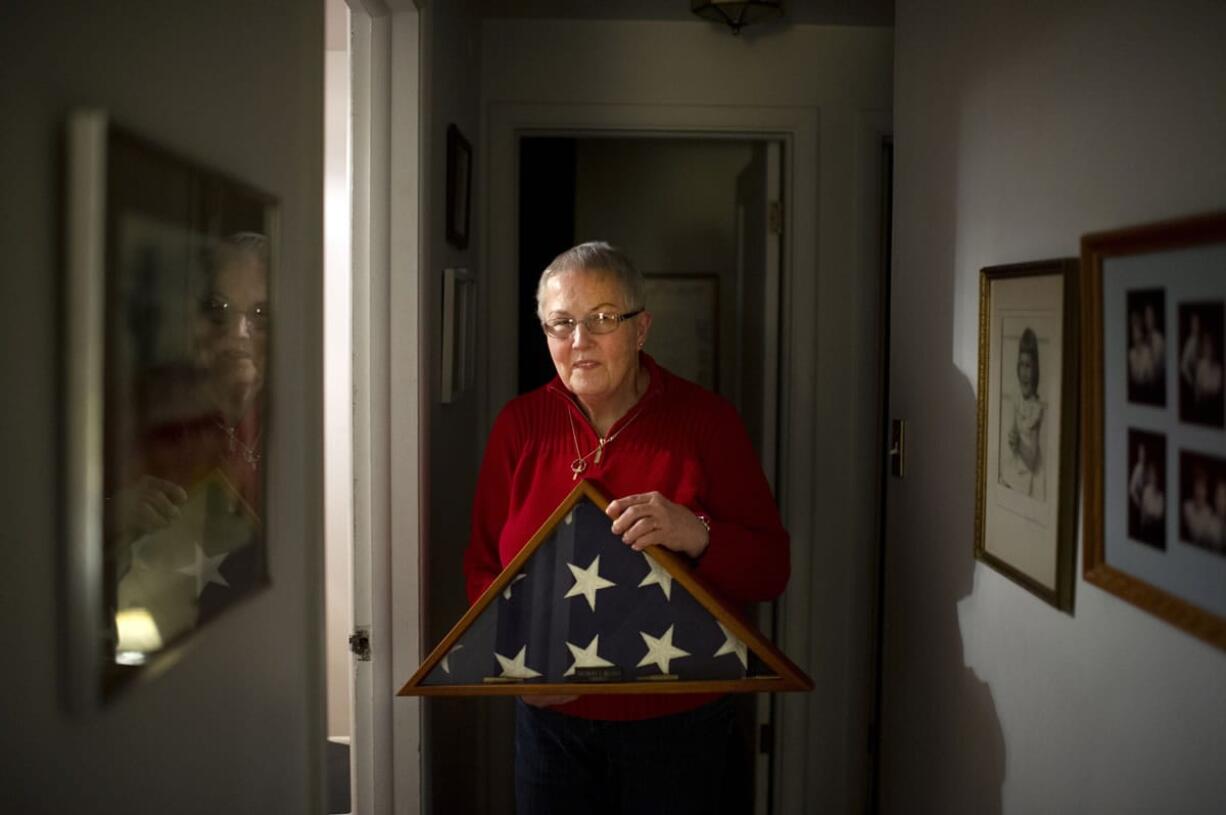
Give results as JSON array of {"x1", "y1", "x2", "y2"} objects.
[
  {"x1": 535, "y1": 241, "x2": 646, "y2": 321},
  {"x1": 203, "y1": 232, "x2": 269, "y2": 283}
]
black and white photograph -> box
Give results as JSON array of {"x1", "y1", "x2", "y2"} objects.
[
  {"x1": 975, "y1": 259, "x2": 1078, "y2": 611},
  {"x1": 997, "y1": 321, "x2": 1048, "y2": 502},
  {"x1": 1178, "y1": 301, "x2": 1225, "y2": 428},
  {"x1": 1085, "y1": 211, "x2": 1226, "y2": 653},
  {"x1": 1127, "y1": 428, "x2": 1167, "y2": 550},
  {"x1": 1126, "y1": 288, "x2": 1167, "y2": 407},
  {"x1": 1179, "y1": 449, "x2": 1226, "y2": 556}
]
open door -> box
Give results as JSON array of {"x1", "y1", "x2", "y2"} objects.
[
  {"x1": 734, "y1": 140, "x2": 784, "y2": 815},
  {"x1": 346, "y1": 3, "x2": 423, "y2": 815}
]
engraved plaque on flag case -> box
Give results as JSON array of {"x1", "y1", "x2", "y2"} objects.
[{"x1": 400, "y1": 481, "x2": 812, "y2": 697}]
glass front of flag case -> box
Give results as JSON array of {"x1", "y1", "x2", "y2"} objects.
[{"x1": 400, "y1": 481, "x2": 810, "y2": 696}]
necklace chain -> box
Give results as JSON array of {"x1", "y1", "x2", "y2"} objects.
[
  {"x1": 216, "y1": 419, "x2": 262, "y2": 470},
  {"x1": 567, "y1": 406, "x2": 645, "y2": 480}
]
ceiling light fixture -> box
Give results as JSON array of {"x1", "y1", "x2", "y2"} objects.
[{"x1": 691, "y1": 0, "x2": 784, "y2": 35}]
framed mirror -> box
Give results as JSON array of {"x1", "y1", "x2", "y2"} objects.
[{"x1": 64, "y1": 111, "x2": 279, "y2": 708}]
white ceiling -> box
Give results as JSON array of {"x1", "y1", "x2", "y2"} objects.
[{"x1": 479, "y1": 0, "x2": 893, "y2": 27}]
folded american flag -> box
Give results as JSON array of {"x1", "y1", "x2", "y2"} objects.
[{"x1": 417, "y1": 494, "x2": 773, "y2": 690}]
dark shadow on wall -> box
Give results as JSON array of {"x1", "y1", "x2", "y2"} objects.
[
  {"x1": 878, "y1": 332, "x2": 1007, "y2": 815},
  {"x1": 876, "y1": 14, "x2": 1007, "y2": 807}
]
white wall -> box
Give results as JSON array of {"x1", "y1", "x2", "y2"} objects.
[
  {"x1": 482, "y1": 19, "x2": 893, "y2": 813},
  {"x1": 419, "y1": 2, "x2": 498, "y2": 813},
  {"x1": 0, "y1": 2, "x2": 326, "y2": 813},
  {"x1": 324, "y1": 13, "x2": 354, "y2": 742},
  {"x1": 884, "y1": 1, "x2": 1226, "y2": 812}
]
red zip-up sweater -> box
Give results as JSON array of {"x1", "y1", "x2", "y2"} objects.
[{"x1": 464, "y1": 354, "x2": 790, "y2": 721}]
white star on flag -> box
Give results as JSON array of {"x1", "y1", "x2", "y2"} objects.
[
  {"x1": 637, "y1": 553, "x2": 673, "y2": 600},
  {"x1": 441, "y1": 643, "x2": 463, "y2": 675},
  {"x1": 563, "y1": 635, "x2": 614, "y2": 677},
  {"x1": 714, "y1": 621, "x2": 748, "y2": 669},
  {"x1": 176, "y1": 544, "x2": 229, "y2": 597},
  {"x1": 503, "y1": 573, "x2": 527, "y2": 600},
  {"x1": 495, "y1": 646, "x2": 542, "y2": 679},
  {"x1": 564, "y1": 555, "x2": 616, "y2": 612},
  {"x1": 636, "y1": 624, "x2": 690, "y2": 675}
]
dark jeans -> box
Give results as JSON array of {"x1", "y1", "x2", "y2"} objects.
[{"x1": 514, "y1": 696, "x2": 736, "y2": 815}]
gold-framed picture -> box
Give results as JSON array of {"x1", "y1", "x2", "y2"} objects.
[
  {"x1": 975, "y1": 258, "x2": 1079, "y2": 611},
  {"x1": 642, "y1": 274, "x2": 720, "y2": 391},
  {"x1": 1082, "y1": 211, "x2": 1226, "y2": 650}
]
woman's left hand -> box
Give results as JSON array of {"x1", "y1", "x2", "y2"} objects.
[{"x1": 606, "y1": 492, "x2": 710, "y2": 559}]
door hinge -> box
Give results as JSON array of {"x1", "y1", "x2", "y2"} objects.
[
  {"x1": 349, "y1": 626, "x2": 371, "y2": 662},
  {"x1": 888, "y1": 418, "x2": 907, "y2": 478},
  {"x1": 758, "y1": 722, "x2": 774, "y2": 755},
  {"x1": 768, "y1": 200, "x2": 783, "y2": 235}
]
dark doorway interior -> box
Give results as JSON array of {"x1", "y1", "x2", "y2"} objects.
[{"x1": 518, "y1": 137, "x2": 577, "y2": 394}]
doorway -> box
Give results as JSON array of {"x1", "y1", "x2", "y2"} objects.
[
  {"x1": 324, "y1": 1, "x2": 354, "y2": 811},
  {"x1": 517, "y1": 136, "x2": 782, "y2": 447},
  {"x1": 517, "y1": 134, "x2": 786, "y2": 813},
  {"x1": 326, "y1": 2, "x2": 425, "y2": 814}
]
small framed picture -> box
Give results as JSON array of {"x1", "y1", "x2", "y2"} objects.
[
  {"x1": 440, "y1": 267, "x2": 476, "y2": 404},
  {"x1": 446, "y1": 124, "x2": 472, "y2": 250},
  {"x1": 643, "y1": 274, "x2": 719, "y2": 390},
  {"x1": 1082, "y1": 211, "x2": 1226, "y2": 651},
  {"x1": 1177, "y1": 301, "x2": 1225, "y2": 428},
  {"x1": 974, "y1": 258, "x2": 1079, "y2": 611},
  {"x1": 1126, "y1": 428, "x2": 1167, "y2": 550},
  {"x1": 1178, "y1": 449, "x2": 1226, "y2": 556},
  {"x1": 1125, "y1": 288, "x2": 1167, "y2": 407}
]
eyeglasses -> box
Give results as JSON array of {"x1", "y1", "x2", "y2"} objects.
[
  {"x1": 200, "y1": 296, "x2": 270, "y2": 332},
  {"x1": 541, "y1": 309, "x2": 643, "y2": 339}
]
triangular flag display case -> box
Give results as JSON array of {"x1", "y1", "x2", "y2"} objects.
[{"x1": 399, "y1": 480, "x2": 812, "y2": 696}]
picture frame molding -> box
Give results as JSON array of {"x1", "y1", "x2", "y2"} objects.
[
  {"x1": 974, "y1": 257, "x2": 1080, "y2": 612},
  {"x1": 1081, "y1": 211, "x2": 1226, "y2": 651},
  {"x1": 440, "y1": 266, "x2": 476, "y2": 404}
]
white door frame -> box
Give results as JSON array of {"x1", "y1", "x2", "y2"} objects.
[
  {"x1": 348, "y1": 2, "x2": 422, "y2": 814},
  {"x1": 483, "y1": 101, "x2": 820, "y2": 813}
]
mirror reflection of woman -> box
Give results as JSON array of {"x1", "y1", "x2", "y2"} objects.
[
  {"x1": 116, "y1": 233, "x2": 268, "y2": 537},
  {"x1": 112, "y1": 232, "x2": 269, "y2": 650}
]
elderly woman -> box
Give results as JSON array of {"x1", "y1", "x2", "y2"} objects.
[
  {"x1": 116, "y1": 232, "x2": 269, "y2": 538},
  {"x1": 112, "y1": 232, "x2": 270, "y2": 650},
  {"x1": 463, "y1": 241, "x2": 789, "y2": 814}
]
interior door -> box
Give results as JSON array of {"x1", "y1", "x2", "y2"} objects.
[
  {"x1": 347, "y1": 4, "x2": 424, "y2": 815},
  {"x1": 734, "y1": 139, "x2": 784, "y2": 815}
]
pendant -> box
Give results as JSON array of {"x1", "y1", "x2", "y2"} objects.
[
  {"x1": 594, "y1": 440, "x2": 606, "y2": 465},
  {"x1": 570, "y1": 458, "x2": 587, "y2": 480}
]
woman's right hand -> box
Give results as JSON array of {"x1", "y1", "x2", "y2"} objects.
[{"x1": 113, "y1": 475, "x2": 189, "y2": 540}]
